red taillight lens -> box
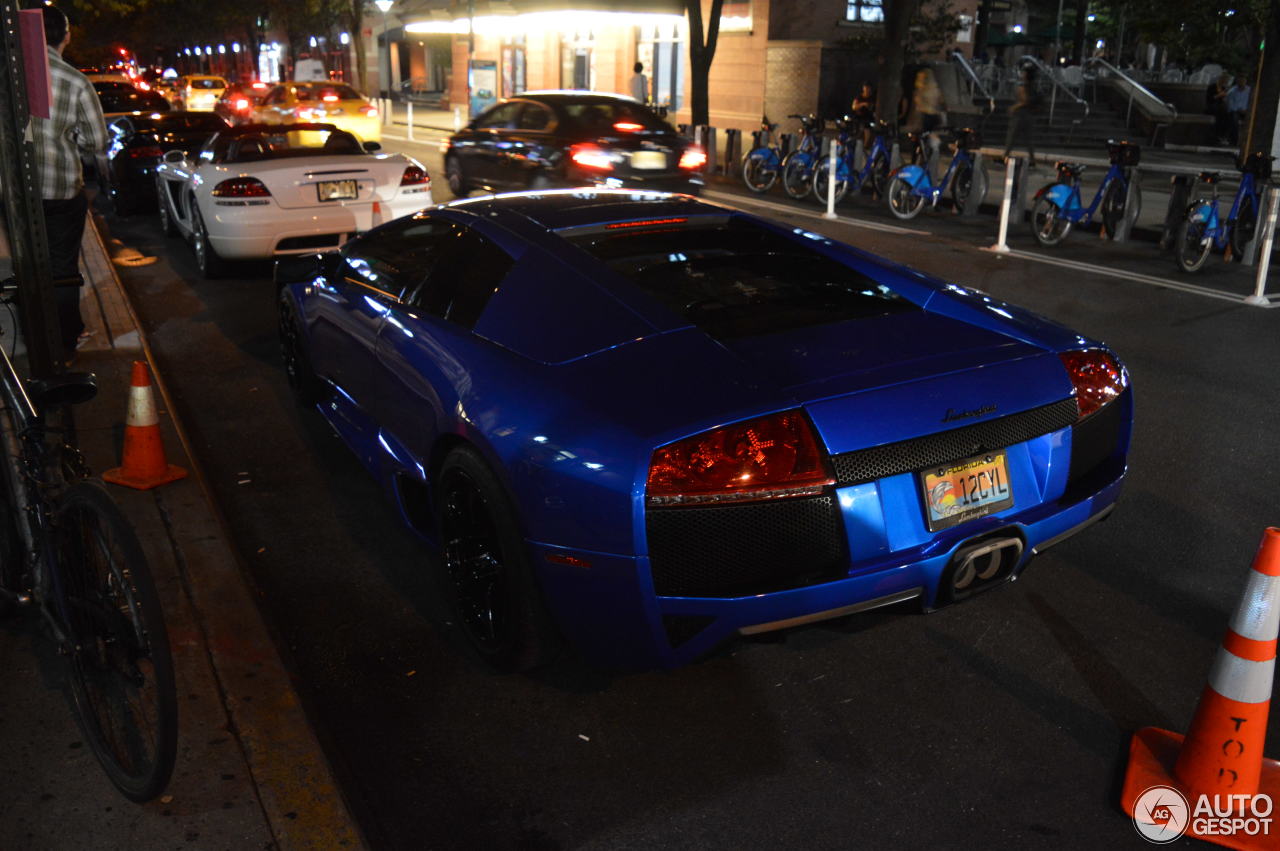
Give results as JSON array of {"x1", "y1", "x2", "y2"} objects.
[
  {"x1": 234, "y1": 97, "x2": 250, "y2": 111},
  {"x1": 679, "y1": 147, "x2": 707, "y2": 170},
  {"x1": 613, "y1": 121, "x2": 644, "y2": 132},
  {"x1": 570, "y1": 143, "x2": 614, "y2": 171},
  {"x1": 127, "y1": 145, "x2": 164, "y2": 159},
  {"x1": 323, "y1": 94, "x2": 340, "y2": 102},
  {"x1": 1060, "y1": 349, "x2": 1126, "y2": 418},
  {"x1": 212, "y1": 177, "x2": 271, "y2": 197},
  {"x1": 360, "y1": 103, "x2": 378, "y2": 117},
  {"x1": 646, "y1": 410, "x2": 834, "y2": 507},
  {"x1": 400, "y1": 165, "x2": 430, "y2": 186}
]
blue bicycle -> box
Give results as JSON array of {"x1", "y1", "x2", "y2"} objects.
[
  {"x1": 1030, "y1": 141, "x2": 1142, "y2": 247},
  {"x1": 778, "y1": 114, "x2": 827, "y2": 199},
  {"x1": 885, "y1": 127, "x2": 985, "y2": 220},
  {"x1": 811, "y1": 116, "x2": 893, "y2": 204},
  {"x1": 1174, "y1": 152, "x2": 1274, "y2": 273},
  {"x1": 741, "y1": 114, "x2": 822, "y2": 196}
]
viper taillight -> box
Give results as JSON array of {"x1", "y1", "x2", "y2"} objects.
[
  {"x1": 678, "y1": 147, "x2": 707, "y2": 170},
  {"x1": 646, "y1": 410, "x2": 834, "y2": 508},
  {"x1": 1060, "y1": 349, "x2": 1126, "y2": 418},
  {"x1": 570, "y1": 144, "x2": 614, "y2": 171},
  {"x1": 400, "y1": 165, "x2": 430, "y2": 186},
  {"x1": 212, "y1": 177, "x2": 271, "y2": 197}
]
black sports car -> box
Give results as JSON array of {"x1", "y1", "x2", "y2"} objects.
[
  {"x1": 96, "y1": 86, "x2": 171, "y2": 118},
  {"x1": 442, "y1": 91, "x2": 705, "y2": 198},
  {"x1": 103, "y1": 111, "x2": 228, "y2": 214}
]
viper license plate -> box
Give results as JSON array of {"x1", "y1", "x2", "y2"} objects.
[
  {"x1": 630, "y1": 151, "x2": 666, "y2": 170},
  {"x1": 920, "y1": 451, "x2": 1013, "y2": 531},
  {"x1": 317, "y1": 179, "x2": 358, "y2": 202}
]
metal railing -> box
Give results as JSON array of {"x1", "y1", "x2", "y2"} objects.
[
  {"x1": 1018, "y1": 55, "x2": 1089, "y2": 128},
  {"x1": 950, "y1": 50, "x2": 995, "y2": 115},
  {"x1": 1085, "y1": 57, "x2": 1178, "y2": 126}
]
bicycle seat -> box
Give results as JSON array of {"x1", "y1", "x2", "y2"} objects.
[
  {"x1": 1198, "y1": 171, "x2": 1221, "y2": 184},
  {"x1": 26, "y1": 372, "x2": 97, "y2": 409}
]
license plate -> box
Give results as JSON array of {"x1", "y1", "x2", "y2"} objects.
[
  {"x1": 317, "y1": 179, "x2": 358, "y2": 202},
  {"x1": 920, "y1": 451, "x2": 1014, "y2": 531},
  {"x1": 631, "y1": 151, "x2": 666, "y2": 170}
]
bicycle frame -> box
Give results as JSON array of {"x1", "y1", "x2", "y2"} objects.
[
  {"x1": 1186, "y1": 172, "x2": 1259, "y2": 250},
  {"x1": 833, "y1": 132, "x2": 891, "y2": 185},
  {"x1": 1039, "y1": 164, "x2": 1127, "y2": 224},
  {"x1": 894, "y1": 148, "x2": 974, "y2": 203}
]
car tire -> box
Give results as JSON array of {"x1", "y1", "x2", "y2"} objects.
[
  {"x1": 435, "y1": 446, "x2": 560, "y2": 672},
  {"x1": 156, "y1": 181, "x2": 178, "y2": 237},
  {"x1": 190, "y1": 200, "x2": 227, "y2": 279},
  {"x1": 445, "y1": 156, "x2": 468, "y2": 198},
  {"x1": 277, "y1": 292, "x2": 324, "y2": 406}
]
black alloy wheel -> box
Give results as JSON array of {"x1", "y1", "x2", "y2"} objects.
[
  {"x1": 190, "y1": 201, "x2": 225, "y2": 279},
  {"x1": 155, "y1": 181, "x2": 177, "y2": 237},
  {"x1": 278, "y1": 294, "x2": 323, "y2": 405},
  {"x1": 445, "y1": 156, "x2": 468, "y2": 198}
]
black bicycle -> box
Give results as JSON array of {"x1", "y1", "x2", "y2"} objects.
[{"x1": 0, "y1": 275, "x2": 176, "y2": 801}]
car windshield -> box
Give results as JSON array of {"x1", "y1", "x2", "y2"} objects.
[
  {"x1": 189, "y1": 78, "x2": 226, "y2": 89},
  {"x1": 93, "y1": 81, "x2": 136, "y2": 94},
  {"x1": 567, "y1": 219, "x2": 916, "y2": 339},
  {"x1": 225, "y1": 127, "x2": 364, "y2": 161},
  {"x1": 294, "y1": 84, "x2": 362, "y2": 102},
  {"x1": 156, "y1": 114, "x2": 227, "y2": 132},
  {"x1": 560, "y1": 100, "x2": 669, "y2": 133},
  {"x1": 99, "y1": 92, "x2": 171, "y2": 113}
]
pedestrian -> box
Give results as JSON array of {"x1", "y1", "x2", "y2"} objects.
[
  {"x1": 30, "y1": 4, "x2": 107, "y2": 364},
  {"x1": 851, "y1": 83, "x2": 875, "y2": 122},
  {"x1": 1225, "y1": 74, "x2": 1251, "y2": 145},
  {"x1": 912, "y1": 68, "x2": 946, "y2": 134},
  {"x1": 1002, "y1": 65, "x2": 1039, "y2": 167},
  {"x1": 630, "y1": 62, "x2": 648, "y2": 104},
  {"x1": 1206, "y1": 72, "x2": 1230, "y2": 144}
]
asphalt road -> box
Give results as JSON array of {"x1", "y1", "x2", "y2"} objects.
[{"x1": 101, "y1": 137, "x2": 1280, "y2": 850}]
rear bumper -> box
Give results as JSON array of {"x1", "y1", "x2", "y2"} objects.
[{"x1": 206, "y1": 193, "x2": 429, "y2": 258}]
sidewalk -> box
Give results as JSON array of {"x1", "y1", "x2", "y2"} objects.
[{"x1": 0, "y1": 212, "x2": 364, "y2": 849}]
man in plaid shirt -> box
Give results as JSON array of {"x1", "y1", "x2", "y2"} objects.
[{"x1": 32, "y1": 5, "x2": 107, "y2": 360}]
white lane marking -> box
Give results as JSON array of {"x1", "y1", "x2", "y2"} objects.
[
  {"x1": 1006, "y1": 249, "x2": 1279, "y2": 307},
  {"x1": 702, "y1": 189, "x2": 930, "y2": 236}
]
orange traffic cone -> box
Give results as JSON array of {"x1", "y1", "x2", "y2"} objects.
[
  {"x1": 1121, "y1": 528, "x2": 1280, "y2": 850},
  {"x1": 102, "y1": 361, "x2": 188, "y2": 490}
]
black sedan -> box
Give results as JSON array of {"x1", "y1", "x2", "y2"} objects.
[
  {"x1": 103, "y1": 111, "x2": 228, "y2": 214},
  {"x1": 96, "y1": 87, "x2": 171, "y2": 118},
  {"x1": 442, "y1": 91, "x2": 706, "y2": 197}
]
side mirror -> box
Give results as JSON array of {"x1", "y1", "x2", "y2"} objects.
[
  {"x1": 162, "y1": 149, "x2": 185, "y2": 164},
  {"x1": 274, "y1": 251, "x2": 339, "y2": 289},
  {"x1": 362, "y1": 141, "x2": 381, "y2": 152}
]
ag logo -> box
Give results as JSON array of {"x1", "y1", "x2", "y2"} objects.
[{"x1": 1132, "y1": 785, "x2": 1189, "y2": 843}]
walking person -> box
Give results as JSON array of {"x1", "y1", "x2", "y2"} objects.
[
  {"x1": 1206, "y1": 72, "x2": 1231, "y2": 145},
  {"x1": 630, "y1": 62, "x2": 649, "y2": 104},
  {"x1": 1225, "y1": 74, "x2": 1251, "y2": 146},
  {"x1": 30, "y1": 5, "x2": 108, "y2": 363},
  {"x1": 1002, "y1": 66, "x2": 1039, "y2": 167},
  {"x1": 912, "y1": 68, "x2": 946, "y2": 165}
]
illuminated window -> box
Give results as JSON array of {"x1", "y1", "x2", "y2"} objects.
[{"x1": 845, "y1": 0, "x2": 884, "y2": 23}]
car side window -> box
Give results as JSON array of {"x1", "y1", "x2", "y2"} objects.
[
  {"x1": 341, "y1": 216, "x2": 462, "y2": 301},
  {"x1": 407, "y1": 227, "x2": 514, "y2": 328},
  {"x1": 475, "y1": 102, "x2": 521, "y2": 130},
  {"x1": 516, "y1": 103, "x2": 551, "y2": 131}
]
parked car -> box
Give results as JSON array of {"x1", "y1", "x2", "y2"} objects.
[
  {"x1": 104, "y1": 111, "x2": 229, "y2": 214},
  {"x1": 275, "y1": 190, "x2": 1133, "y2": 671},
  {"x1": 251, "y1": 82, "x2": 380, "y2": 143},
  {"x1": 154, "y1": 122, "x2": 431, "y2": 278},
  {"x1": 95, "y1": 86, "x2": 171, "y2": 118},
  {"x1": 176, "y1": 75, "x2": 228, "y2": 111},
  {"x1": 442, "y1": 92, "x2": 706, "y2": 198},
  {"x1": 214, "y1": 83, "x2": 267, "y2": 126}
]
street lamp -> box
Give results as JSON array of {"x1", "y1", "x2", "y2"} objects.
[{"x1": 375, "y1": 0, "x2": 393, "y2": 99}]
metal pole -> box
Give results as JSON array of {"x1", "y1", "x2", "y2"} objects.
[
  {"x1": 824, "y1": 136, "x2": 838, "y2": 219},
  {"x1": 1245, "y1": 186, "x2": 1280, "y2": 306},
  {"x1": 988, "y1": 155, "x2": 1017, "y2": 253},
  {"x1": 407, "y1": 100, "x2": 414, "y2": 141},
  {"x1": 466, "y1": 0, "x2": 474, "y2": 120},
  {"x1": 1054, "y1": 0, "x2": 1064, "y2": 62}
]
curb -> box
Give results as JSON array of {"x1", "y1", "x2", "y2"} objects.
[{"x1": 81, "y1": 216, "x2": 367, "y2": 850}]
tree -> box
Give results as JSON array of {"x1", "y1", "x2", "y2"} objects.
[
  {"x1": 341, "y1": 0, "x2": 369, "y2": 93},
  {"x1": 685, "y1": 0, "x2": 724, "y2": 126},
  {"x1": 1243, "y1": 0, "x2": 1279, "y2": 160},
  {"x1": 875, "y1": 0, "x2": 923, "y2": 127}
]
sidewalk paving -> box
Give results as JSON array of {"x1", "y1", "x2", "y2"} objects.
[{"x1": 0, "y1": 211, "x2": 364, "y2": 850}]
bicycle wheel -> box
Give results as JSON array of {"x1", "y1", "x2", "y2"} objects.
[
  {"x1": 58, "y1": 480, "x2": 177, "y2": 802},
  {"x1": 1100, "y1": 179, "x2": 1128, "y2": 237},
  {"x1": 1174, "y1": 215, "x2": 1213, "y2": 273},
  {"x1": 1030, "y1": 195, "x2": 1073, "y2": 246},
  {"x1": 868, "y1": 154, "x2": 891, "y2": 199},
  {"x1": 781, "y1": 153, "x2": 814, "y2": 200},
  {"x1": 1229, "y1": 193, "x2": 1257, "y2": 259},
  {"x1": 812, "y1": 159, "x2": 848, "y2": 205},
  {"x1": 950, "y1": 160, "x2": 975, "y2": 209},
  {"x1": 887, "y1": 175, "x2": 925, "y2": 220},
  {"x1": 741, "y1": 150, "x2": 779, "y2": 194}
]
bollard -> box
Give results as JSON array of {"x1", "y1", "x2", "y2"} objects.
[
  {"x1": 1009, "y1": 157, "x2": 1029, "y2": 226},
  {"x1": 853, "y1": 138, "x2": 865, "y2": 172},
  {"x1": 454, "y1": 106, "x2": 463, "y2": 132},
  {"x1": 890, "y1": 140, "x2": 901, "y2": 172},
  {"x1": 724, "y1": 128, "x2": 741, "y2": 176},
  {"x1": 824, "y1": 136, "x2": 839, "y2": 219},
  {"x1": 988, "y1": 155, "x2": 1018, "y2": 253},
  {"x1": 1161, "y1": 174, "x2": 1192, "y2": 251},
  {"x1": 1112, "y1": 167, "x2": 1141, "y2": 242},
  {"x1": 407, "y1": 101, "x2": 415, "y2": 141},
  {"x1": 1244, "y1": 185, "x2": 1280, "y2": 306},
  {"x1": 960, "y1": 153, "x2": 987, "y2": 217}
]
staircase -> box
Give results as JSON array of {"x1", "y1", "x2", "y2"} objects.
[{"x1": 963, "y1": 96, "x2": 1141, "y2": 151}]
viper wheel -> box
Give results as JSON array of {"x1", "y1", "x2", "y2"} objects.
[
  {"x1": 278, "y1": 293, "x2": 324, "y2": 406},
  {"x1": 190, "y1": 201, "x2": 226, "y2": 279},
  {"x1": 155, "y1": 181, "x2": 178, "y2": 237}
]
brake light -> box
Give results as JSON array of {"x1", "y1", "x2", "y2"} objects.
[
  {"x1": 127, "y1": 145, "x2": 164, "y2": 159},
  {"x1": 1059, "y1": 349, "x2": 1126, "y2": 418},
  {"x1": 400, "y1": 165, "x2": 430, "y2": 186},
  {"x1": 360, "y1": 104, "x2": 378, "y2": 117},
  {"x1": 137, "y1": 81, "x2": 150, "y2": 91},
  {"x1": 323, "y1": 94, "x2": 339, "y2": 102},
  {"x1": 251, "y1": 81, "x2": 268, "y2": 89},
  {"x1": 679, "y1": 147, "x2": 708, "y2": 170},
  {"x1": 570, "y1": 143, "x2": 614, "y2": 171},
  {"x1": 613, "y1": 121, "x2": 643, "y2": 132},
  {"x1": 646, "y1": 410, "x2": 834, "y2": 507},
  {"x1": 211, "y1": 177, "x2": 271, "y2": 197},
  {"x1": 605, "y1": 217, "x2": 687, "y2": 229},
  {"x1": 235, "y1": 98, "x2": 250, "y2": 111}
]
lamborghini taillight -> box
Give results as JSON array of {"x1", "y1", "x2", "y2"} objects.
[{"x1": 1060, "y1": 349, "x2": 1126, "y2": 419}]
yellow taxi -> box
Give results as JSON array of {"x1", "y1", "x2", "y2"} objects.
[
  {"x1": 252, "y1": 82, "x2": 380, "y2": 143},
  {"x1": 180, "y1": 75, "x2": 228, "y2": 111}
]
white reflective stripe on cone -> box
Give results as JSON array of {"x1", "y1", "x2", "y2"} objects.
[
  {"x1": 1209, "y1": 649, "x2": 1277, "y2": 704},
  {"x1": 126, "y1": 385, "x2": 159, "y2": 428},
  {"x1": 1230, "y1": 571, "x2": 1280, "y2": 642}
]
